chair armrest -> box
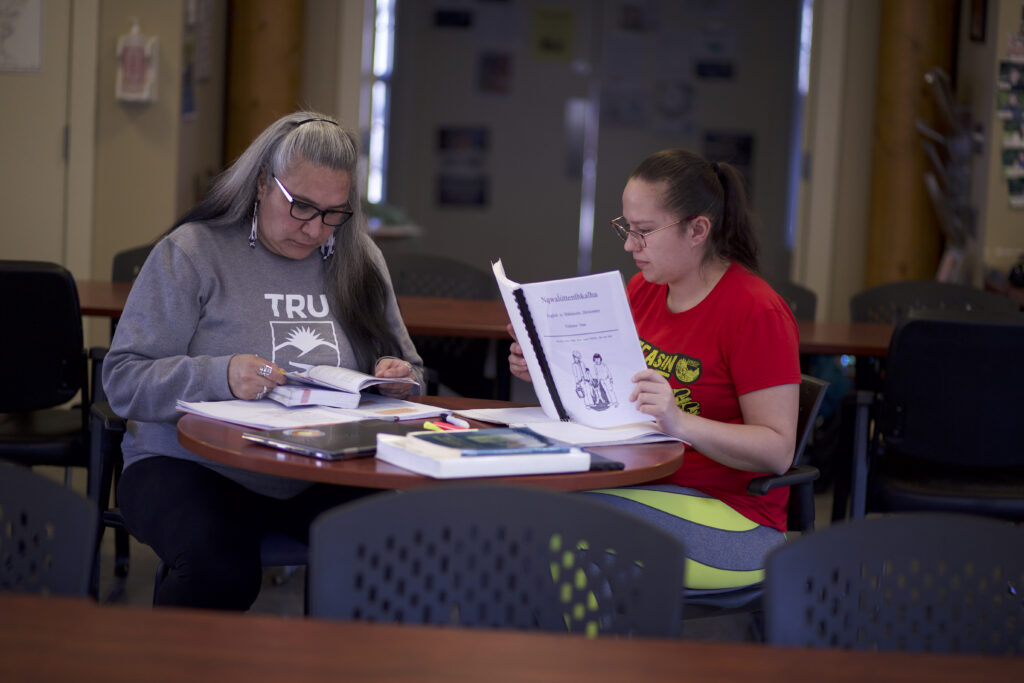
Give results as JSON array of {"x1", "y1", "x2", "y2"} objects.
[
  {"x1": 91, "y1": 401, "x2": 126, "y2": 433},
  {"x1": 747, "y1": 465, "x2": 820, "y2": 496}
]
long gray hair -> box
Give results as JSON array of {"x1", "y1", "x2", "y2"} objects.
[{"x1": 172, "y1": 111, "x2": 401, "y2": 371}]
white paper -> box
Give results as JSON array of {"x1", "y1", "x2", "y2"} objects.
[
  {"x1": 288, "y1": 365, "x2": 418, "y2": 392},
  {"x1": 176, "y1": 399, "x2": 362, "y2": 430},
  {"x1": 493, "y1": 260, "x2": 654, "y2": 429}
]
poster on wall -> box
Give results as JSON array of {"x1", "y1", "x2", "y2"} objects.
[
  {"x1": 702, "y1": 132, "x2": 755, "y2": 199},
  {"x1": 436, "y1": 126, "x2": 489, "y2": 207},
  {"x1": 0, "y1": 0, "x2": 41, "y2": 72},
  {"x1": 998, "y1": 56, "x2": 1024, "y2": 208}
]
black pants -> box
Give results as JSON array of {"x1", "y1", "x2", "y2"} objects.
[{"x1": 118, "y1": 456, "x2": 375, "y2": 610}]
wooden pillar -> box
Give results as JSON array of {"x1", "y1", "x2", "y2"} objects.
[
  {"x1": 865, "y1": 0, "x2": 957, "y2": 285},
  {"x1": 224, "y1": 0, "x2": 304, "y2": 164}
]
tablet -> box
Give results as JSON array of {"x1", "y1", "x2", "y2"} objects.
[{"x1": 242, "y1": 420, "x2": 423, "y2": 461}]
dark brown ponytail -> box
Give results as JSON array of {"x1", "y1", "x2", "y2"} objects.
[{"x1": 631, "y1": 149, "x2": 759, "y2": 272}]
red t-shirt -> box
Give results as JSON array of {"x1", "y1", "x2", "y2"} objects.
[{"x1": 628, "y1": 263, "x2": 801, "y2": 531}]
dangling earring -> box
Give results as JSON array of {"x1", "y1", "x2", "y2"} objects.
[
  {"x1": 249, "y1": 199, "x2": 259, "y2": 249},
  {"x1": 320, "y1": 231, "x2": 335, "y2": 260}
]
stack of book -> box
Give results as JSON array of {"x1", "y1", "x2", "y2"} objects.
[{"x1": 375, "y1": 427, "x2": 591, "y2": 479}]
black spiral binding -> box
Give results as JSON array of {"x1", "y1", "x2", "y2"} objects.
[{"x1": 513, "y1": 288, "x2": 569, "y2": 421}]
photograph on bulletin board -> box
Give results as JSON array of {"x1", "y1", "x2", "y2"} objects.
[
  {"x1": 702, "y1": 132, "x2": 755, "y2": 198},
  {"x1": 436, "y1": 126, "x2": 490, "y2": 207},
  {"x1": 996, "y1": 61, "x2": 1024, "y2": 91},
  {"x1": 478, "y1": 52, "x2": 513, "y2": 95},
  {"x1": 1003, "y1": 148, "x2": 1024, "y2": 178}
]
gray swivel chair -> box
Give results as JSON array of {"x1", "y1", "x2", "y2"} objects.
[
  {"x1": 764, "y1": 512, "x2": 1024, "y2": 655},
  {"x1": 0, "y1": 461, "x2": 99, "y2": 596},
  {"x1": 309, "y1": 485, "x2": 686, "y2": 637}
]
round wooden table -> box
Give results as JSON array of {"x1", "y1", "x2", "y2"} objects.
[{"x1": 177, "y1": 396, "x2": 684, "y2": 491}]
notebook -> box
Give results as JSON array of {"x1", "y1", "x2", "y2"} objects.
[{"x1": 242, "y1": 419, "x2": 424, "y2": 461}]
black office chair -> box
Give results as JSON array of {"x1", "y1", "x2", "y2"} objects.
[
  {"x1": 107, "y1": 242, "x2": 154, "y2": 342},
  {"x1": 383, "y1": 251, "x2": 502, "y2": 398},
  {"x1": 309, "y1": 485, "x2": 686, "y2": 638},
  {"x1": 834, "y1": 280, "x2": 1022, "y2": 520},
  {"x1": 0, "y1": 261, "x2": 91, "y2": 485},
  {"x1": 860, "y1": 310, "x2": 1024, "y2": 520},
  {"x1": 768, "y1": 280, "x2": 817, "y2": 321},
  {"x1": 682, "y1": 375, "x2": 828, "y2": 629},
  {"x1": 0, "y1": 461, "x2": 99, "y2": 596},
  {"x1": 764, "y1": 512, "x2": 1024, "y2": 655},
  {"x1": 89, "y1": 242, "x2": 154, "y2": 597},
  {"x1": 850, "y1": 279, "x2": 1020, "y2": 324}
]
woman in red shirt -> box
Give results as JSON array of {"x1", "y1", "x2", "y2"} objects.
[{"x1": 509, "y1": 149, "x2": 800, "y2": 590}]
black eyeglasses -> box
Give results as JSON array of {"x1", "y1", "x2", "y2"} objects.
[
  {"x1": 609, "y1": 215, "x2": 698, "y2": 249},
  {"x1": 273, "y1": 175, "x2": 353, "y2": 227}
]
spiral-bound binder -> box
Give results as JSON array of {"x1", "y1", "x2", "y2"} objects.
[{"x1": 512, "y1": 288, "x2": 569, "y2": 421}]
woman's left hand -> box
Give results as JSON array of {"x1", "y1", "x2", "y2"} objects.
[
  {"x1": 374, "y1": 357, "x2": 415, "y2": 398},
  {"x1": 630, "y1": 369, "x2": 685, "y2": 435}
]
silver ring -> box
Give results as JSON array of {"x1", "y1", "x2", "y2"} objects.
[
  {"x1": 256, "y1": 385, "x2": 268, "y2": 400},
  {"x1": 257, "y1": 364, "x2": 273, "y2": 378}
]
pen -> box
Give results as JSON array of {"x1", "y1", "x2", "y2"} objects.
[{"x1": 443, "y1": 415, "x2": 471, "y2": 429}]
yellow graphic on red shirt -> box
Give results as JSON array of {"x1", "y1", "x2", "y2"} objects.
[{"x1": 640, "y1": 339, "x2": 701, "y2": 414}]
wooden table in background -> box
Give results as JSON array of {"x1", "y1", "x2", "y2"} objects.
[
  {"x1": 76, "y1": 280, "x2": 893, "y2": 356},
  {"x1": 2, "y1": 594, "x2": 1020, "y2": 682},
  {"x1": 178, "y1": 396, "x2": 684, "y2": 491}
]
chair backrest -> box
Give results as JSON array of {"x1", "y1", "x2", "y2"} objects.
[
  {"x1": 879, "y1": 311, "x2": 1024, "y2": 468},
  {"x1": 770, "y1": 280, "x2": 817, "y2": 321},
  {"x1": 111, "y1": 243, "x2": 155, "y2": 282},
  {"x1": 383, "y1": 252, "x2": 498, "y2": 396},
  {"x1": 849, "y1": 280, "x2": 1020, "y2": 324},
  {"x1": 764, "y1": 512, "x2": 1024, "y2": 655},
  {"x1": 0, "y1": 260, "x2": 86, "y2": 412},
  {"x1": 0, "y1": 461, "x2": 99, "y2": 596},
  {"x1": 309, "y1": 485, "x2": 685, "y2": 637},
  {"x1": 383, "y1": 251, "x2": 497, "y2": 300},
  {"x1": 795, "y1": 375, "x2": 828, "y2": 467}
]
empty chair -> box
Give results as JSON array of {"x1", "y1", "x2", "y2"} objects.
[
  {"x1": 768, "y1": 280, "x2": 817, "y2": 321},
  {"x1": 0, "y1": 461, "x2": 99, "y2": 596},
  {"x1": 862, "y1": 310, "x2": 1024, "y2": 520},
  {"x1": 850, "y1": 280, "x2": 1020, "y2": 324},
  {"x1": 0, "y1": 261, "x2": 91, "y2": 485},
  {"x1": 383, "y1": 251, "x2": 501, "y2": 398},
  {"x1": 764, "y1": 512, "x2": 1024, "y2": 655},
  {"x1": 309, "y1": 485, "x2": 686, "y2": 637}
]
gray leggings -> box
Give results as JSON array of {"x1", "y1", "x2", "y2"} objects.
[{"x1": 582, "y1": 484, "x2": 785, "y2": 591}]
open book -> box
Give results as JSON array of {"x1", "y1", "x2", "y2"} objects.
[
  {"x1": 286, "y1": 365, "x2": 419, "y2": 393},
  {"x1": 271, "y1": 365, "x2": 420, "y2": 408},
  {"x1": 493, "y1": 259, "x2": 656, "y2": 430}
]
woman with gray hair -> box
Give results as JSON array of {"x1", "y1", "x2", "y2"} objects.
[{"x1": 104, "y1": 111, "x2": 423, "y2": 610}]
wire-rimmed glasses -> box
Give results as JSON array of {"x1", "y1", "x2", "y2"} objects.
[
  {"x1": 273, "y1": 175, "x2": 353, "y2": 227},
  {"x1": 609, "y1": 215, "x2": 699, "y2": 249}
]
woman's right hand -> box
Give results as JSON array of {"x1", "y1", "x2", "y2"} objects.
[
  {"x1": 507, "y1": 324, "x2": 533, "y2": 383},
  {"x1": 228, "y1": 354, "x2": 285, "y2": 400}
]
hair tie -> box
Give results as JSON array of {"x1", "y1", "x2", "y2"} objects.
[{"x1": 295, "y1": 118, "x2": 338, "y2": 127}]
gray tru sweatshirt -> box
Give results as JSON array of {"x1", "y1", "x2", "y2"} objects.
[{"x1": 103, "y1": 221, "x2": 422, "y2": 498}]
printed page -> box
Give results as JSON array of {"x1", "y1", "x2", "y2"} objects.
[
  {"x1": 288, "y1": 365, "x2": 418, "y2": 392},
  {"x1": 176, "y1": 399, "x2": 362, "y2": 430},
  {"x1": 493, "y1": 259, "x2": 654, "y2": 429}
]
